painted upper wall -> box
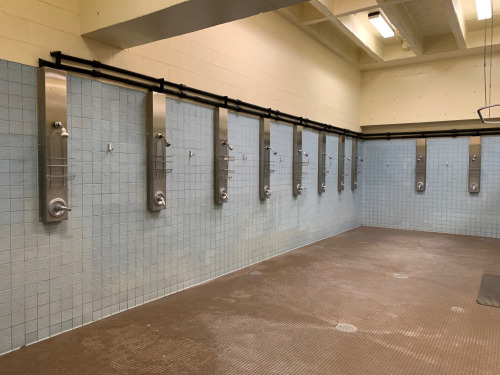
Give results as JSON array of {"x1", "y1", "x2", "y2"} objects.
[
  {"x1": 360, "y1": 53, "x2": 500, "y2": 127},
  {"x1": 0, "y1": 0, "x2": 361, "y2": 131}
]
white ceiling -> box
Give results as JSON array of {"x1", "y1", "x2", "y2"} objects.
[{"x1": 278, "y1": 0, "x2": 500, "y2": 70}]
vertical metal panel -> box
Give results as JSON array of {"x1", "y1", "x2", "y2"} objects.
[
  {"x1": 338, "y1": 135, "x2": 345, "y2": 191},
  {"x1": 416, "y1": 139, "x2": 427, "y2": 192},
  {"x1": 214, "y1": 107, "x2": 231, "y2": 204},
  {"x1": 38, "y1": 67, "x2": 69, "y2": 223},
  {"x1": 259, "y1": 118, "x2": 272, "y2": 200},
  {"x1": 468, "y1": 136, "x2": 481, "y2": 193},
  {"x1": 292, "y1": 126, "x2": 305, "y2": 196},
  {"x1": 351, "y1": 138, "x2": 358, "y2": 190},
  {"x1": 146, "y1": 92, "x2": 168, "y2": 212},
  {"x1": 318, "y1": 131, "x2": 327, "y2": 194}
]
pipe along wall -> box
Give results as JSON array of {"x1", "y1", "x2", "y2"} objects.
[{"x1": 0, "y1": 58, "x2": 500, "y2": 355}]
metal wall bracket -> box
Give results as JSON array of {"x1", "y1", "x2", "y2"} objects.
[
  {"x1": 338, "y1": 135, "x2": 345, "y2": 191},
  {"x1": 215, "y1": 107, "x2": 233, "y2": 204},
  {"x1": 468, "y1": 136, "x2": 481, "y2": 193},
  {"x1": 351, "y1": 138, "x2": 360, "y2": 190},
  {"x1": 416, "y1": 139, "x2": 427, "y2": 192},
  {"x1": 293, "y1": 125, "x2": 307, "y2": 196},
  {"x1": 146, "y1": 92, "x2": 169, "y2": 212},
  {"x1": 259, "y1": 118, "x2": 275, "y2": 200},
  {"x1": 38, "y1": 67, "x2": 71, "y2": 223},
  {"x1": 318, "y1": 131, "x2": 328, "y2": 194}
]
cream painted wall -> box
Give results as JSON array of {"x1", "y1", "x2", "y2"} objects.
[
  {"x1": 0, "y1": 0, "x2": 361, "y2": 131},
  {"x1": 360, "y1": 53, "x2": 500, "y2": 127}
]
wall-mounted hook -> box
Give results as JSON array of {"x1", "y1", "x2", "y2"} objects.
[
  {"x1": 323, "y1": 152, "x2": 333, "y2": 160},
  {"x1": 189, "y1": 150, "x2": 195, "y2": 157},
  {"x1": 298, "y1": 149, "x2": 308, "y2": 157},
  {"x1": 243, "y1": 154, "x2": 247, "y2": 160},
  {"x1": 107, "y1": 143, "x2": 114, "y2": 152}
]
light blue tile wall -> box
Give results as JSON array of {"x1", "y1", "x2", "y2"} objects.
[
  {"x1": 0, "y1": 60, "x2": 360, "y2": 354},
  {"x1": 360, "y1": 138, "x2": 500, "y2": 237}
]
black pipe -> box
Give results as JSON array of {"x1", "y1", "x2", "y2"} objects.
[
  {"x1": 39, "y1": 58, "x2": 350, "y2": 137},
  {"x1": 41, "y1": 52, "x2": 500, "y2": 141}
]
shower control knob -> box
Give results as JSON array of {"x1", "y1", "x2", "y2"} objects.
[
  {"x1": 154, "y1": 191, "x2": 166, "y2": 206},
  {"x1": 48, "y1": 198, "x2": 71, "y2": 218},
  {"x1": 321, "y1": 183, "x2": 326, "y2": 193},
  {"x1": 220, "y1": 188, "x2": 229, "y2": 202},
  {"x1": 264, "y1": 186, "x2": 271, "y2": 198},
  {"x1": 417, "y1": 182, "x2": 424, "y2": 190}
]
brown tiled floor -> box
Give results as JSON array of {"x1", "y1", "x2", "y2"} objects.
[{"x1": 2, "y1": 226, "x2": 500, "y2": 374}]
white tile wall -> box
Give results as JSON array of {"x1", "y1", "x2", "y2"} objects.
[{"x1": 0, "y1": 60, "x2": 360, "y2": 354}]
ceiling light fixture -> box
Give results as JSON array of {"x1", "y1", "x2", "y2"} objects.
[
  {"x1": 368, "y1": 11, "x2": 394, "y2": 38},
  {"x1": 475, "y1": 0, "x2": 492, "y2": 20}
]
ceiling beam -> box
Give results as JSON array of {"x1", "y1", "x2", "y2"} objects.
[
  {"x1": 81, "y1": 0, "x2": 308, "y2": 49},
  {"x1": 277, "y1": 6, "x2": 360, "y2": 64},
  {"x1": 334, "y1": 15, "x2": 384, "y2": 61},
  {"x1": 377, "y1": 0, "x2": 424, "y2": 55},
  {"x1": 443, "y1": 0, "x2": 467, "y2": 50}
]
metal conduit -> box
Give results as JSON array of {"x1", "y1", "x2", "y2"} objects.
[{"x1": 40, "y1": 51, "x2": 500, "y2": 141}]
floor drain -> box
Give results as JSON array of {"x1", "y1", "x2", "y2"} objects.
[
  {"x1": 335, "y1": 323, "x2": 357, "y2": 333},
  {"x1": 394, "y1": 273, "x2": 408, "y2": 279},
  {"x1": 249, "y1": 271, "x2": 262, "y2": 275}
]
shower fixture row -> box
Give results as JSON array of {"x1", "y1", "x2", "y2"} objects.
[
  {"x1": 414, "y1": 137, "x2": 481, "y2": 193},
  {"x1": 218, "y1": 116, "x2": 362, "y2": 205},
  {"x1": 37, "y1": 67, "x2": 361, "y2": 220}
]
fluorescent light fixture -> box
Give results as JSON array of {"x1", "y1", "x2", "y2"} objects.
[
  {"x1": 475, "y1": 0, "x2": 492, "y2": 20},
  {"x1": 368, "y1": 11, "x2": 395, "y2": 38}
]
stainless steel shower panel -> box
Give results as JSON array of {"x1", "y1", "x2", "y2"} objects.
[
  {"x1": 416, "y1": 139, "x2": 427, "y2": 192},
  {"x1": 293, "y1": 126, "x2": 306, "y2": 196},
  {"x1": 215, "y1": 107, "x2": 233, "y2": 204},
  {"x1": 38, "y1": 67, "x2": 71, "y2": 223},
  {"x1": 468, "y1": 136, "x2": 481, "y2": 193},
  {"x1": 146, "y1": 91, "x2": 169, "y2": 212},
  {"x1": 351, "y1": 139, "x2": 358, "y2": 190},
  {"x1": 318, "y1": 131, "x2": 327, "y2": 194},
  {"x1": 338, "y1": 135, "x2": 345, "y2": 191},
  {"x1": 259, "y1": 118, "x2": 273, "y2": 200}
]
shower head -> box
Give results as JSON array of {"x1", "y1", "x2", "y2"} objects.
[{"x1": 61, "y1": 127, "x2": 69, "y2": 138}]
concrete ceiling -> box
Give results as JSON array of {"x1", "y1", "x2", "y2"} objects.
[{"x1": 278, "y1": 0, "x2": 500, "y2": 70}]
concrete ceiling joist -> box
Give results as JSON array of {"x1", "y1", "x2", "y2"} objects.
[
  {"x1": 377, "y1": 0, "x2": 424, "y2": 55},
  {"x1": 308, "y1": 0, "x2": 384, "y2": 61},
  {"x1": 278, "y1": 4, "x2": 361, "y2": 65},
  {"x1": 317, "y1": 0, "x2": 378, "y2": 17},
  {"x1": 443, "y1": 0, "x2": 467, "y2": 50}
]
